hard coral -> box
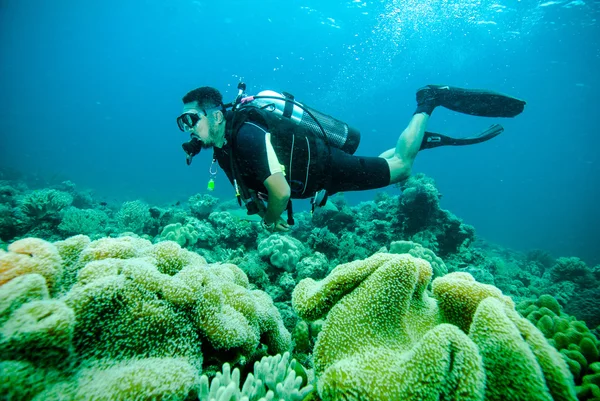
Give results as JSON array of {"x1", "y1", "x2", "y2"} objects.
[
  {"x1": 395, "y1": 174, "x2": 475, "y2": 256},
  {"x1": 0, "y1": 203, "x2": 19, "y2": 241},
  {"x1": 18, "y1": 189, "x2": 73, "y2": 221},
  {"x1": 189, "y1": 193, "x2": 219, "y2": 219},
  {"x1": 209, "y1": 211, "x2": 258, "y2": 247},
  {"x1": 550, "y1": 257, "x2": 598, "y2": 289},
  {"x1": 58, "y1": 207, "x2": 108, "y2": 235},
  {"x1": 116, "y1": 200, "x2": 152, "y2": 234},
  {"x1": 306, "y1": 227, "x2": 340, "y2": 258},
  {"x1": 399, "y1": 173, "x2": 441, "y2": 234},
  {"x1": 564, "y1": 288, "x2": 600, "y2": 328}
]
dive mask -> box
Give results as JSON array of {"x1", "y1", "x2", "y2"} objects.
[{"x1": 176, "y1": 112, "x2": 202, "y2": 132}]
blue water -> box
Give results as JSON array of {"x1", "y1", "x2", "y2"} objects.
[{"x1": 1, "y1": 0, "x2": 598, "y2": 264}]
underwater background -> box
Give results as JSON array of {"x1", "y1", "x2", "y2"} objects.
[
  {"x1": 1, "y1": 1, "x2": 600, "y2": 400},
  {"x1": 1, "y1": 0, "x2": 598, "y2": 264}
]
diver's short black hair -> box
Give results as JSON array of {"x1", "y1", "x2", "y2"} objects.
[{"x1": 182, "y1": 87, "x2": 223, "y2": 109}]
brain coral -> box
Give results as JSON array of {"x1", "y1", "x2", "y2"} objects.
[{"x1": 292, "y1": 253, "x2": 577, "y2": 401}]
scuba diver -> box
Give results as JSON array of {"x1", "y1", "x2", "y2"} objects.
[{"x1": 176, "y1": 84, "x2": 525, "y2": 233}]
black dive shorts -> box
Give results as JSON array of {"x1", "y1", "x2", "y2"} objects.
[{"x1": 325, "y1": 147, "x2": 391, "y2": 195}]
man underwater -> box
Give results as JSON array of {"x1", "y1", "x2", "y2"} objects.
[{"x1": 176, "y1": 84, "x2": 525, "y2": 233}]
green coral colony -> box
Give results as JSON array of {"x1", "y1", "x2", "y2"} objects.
[{"x1": 0, "y1": 176, "x2": 599, "y2": 400}]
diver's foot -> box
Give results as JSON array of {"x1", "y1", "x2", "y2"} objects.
[
  {"x1": 416, "y1": 85, "x2": 450, "y2": 105},
  {"x1": 414, "y1": 85, "x2": 450, "y2": 116}
]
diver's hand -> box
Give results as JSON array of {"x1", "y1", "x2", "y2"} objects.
[
  {"x1": 262, "y1": 217, "x2": 290, "y2": 233},
  {"x1": 273, "y1": 218, "x2": 290, "y2": 232}
]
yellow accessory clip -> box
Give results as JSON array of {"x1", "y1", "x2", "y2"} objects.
[{"x1": 207, "y1": 159, "x2": 218, "y2": 191}]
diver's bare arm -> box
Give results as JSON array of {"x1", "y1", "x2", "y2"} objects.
[{"x1": 263, "y1": 173, "x2": 290, "y2": 225}]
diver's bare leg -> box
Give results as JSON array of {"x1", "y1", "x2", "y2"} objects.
[{"x1": 381, "y1": 112, "x2": 429, "y2": 184}]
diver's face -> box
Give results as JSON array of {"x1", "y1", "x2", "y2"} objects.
[{"x1": 181, "y1": 102, "x2": 214, "y2": 147}]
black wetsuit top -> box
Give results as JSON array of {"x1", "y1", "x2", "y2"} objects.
[{"x1": 214, "y1": 112, "x2": 390, "y2": 199}]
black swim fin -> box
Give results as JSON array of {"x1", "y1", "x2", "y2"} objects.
[
  {"x1": 419, "y1": 124, "x2": 504, "y2": 151},
  {"x1": 417, "y1": 85, "x2": 526, "y2": 118}
]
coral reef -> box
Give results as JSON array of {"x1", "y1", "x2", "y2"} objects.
[
  {"x1": 189, "y1": 193, "x2": 220, "y2": 219},
  {"x1": 0, "y1": 236, "x2": 291, "y2": 400},
  {"x1": 397, "y1": 174, "x2": 475, "y2": 255},
  {"x1": 0, "y1": 173, "x2": 596, "y2": 401},
  {"x1": 58, "y1": 207, "x2": 108, "y2": 236},
  {"x1": 18, "y1": 189, "x2": 73, "y2": 221}
]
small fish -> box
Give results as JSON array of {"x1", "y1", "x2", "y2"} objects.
[{"x1": 99, "y1": 201, "x2": 108, "y2": 206}]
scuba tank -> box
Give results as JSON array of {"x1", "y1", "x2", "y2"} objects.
[{"x1": 236, "y1": 90, "x2": 361, "y2": 155}]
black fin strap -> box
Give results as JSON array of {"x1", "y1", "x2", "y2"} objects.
[{"x1": 420, "y1": 124, "x2": 504, "y2": 151}]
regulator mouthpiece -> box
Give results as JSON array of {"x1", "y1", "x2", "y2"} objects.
[{"x1": 182, "y1": 137, "x2": 203, "y2": 165}]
